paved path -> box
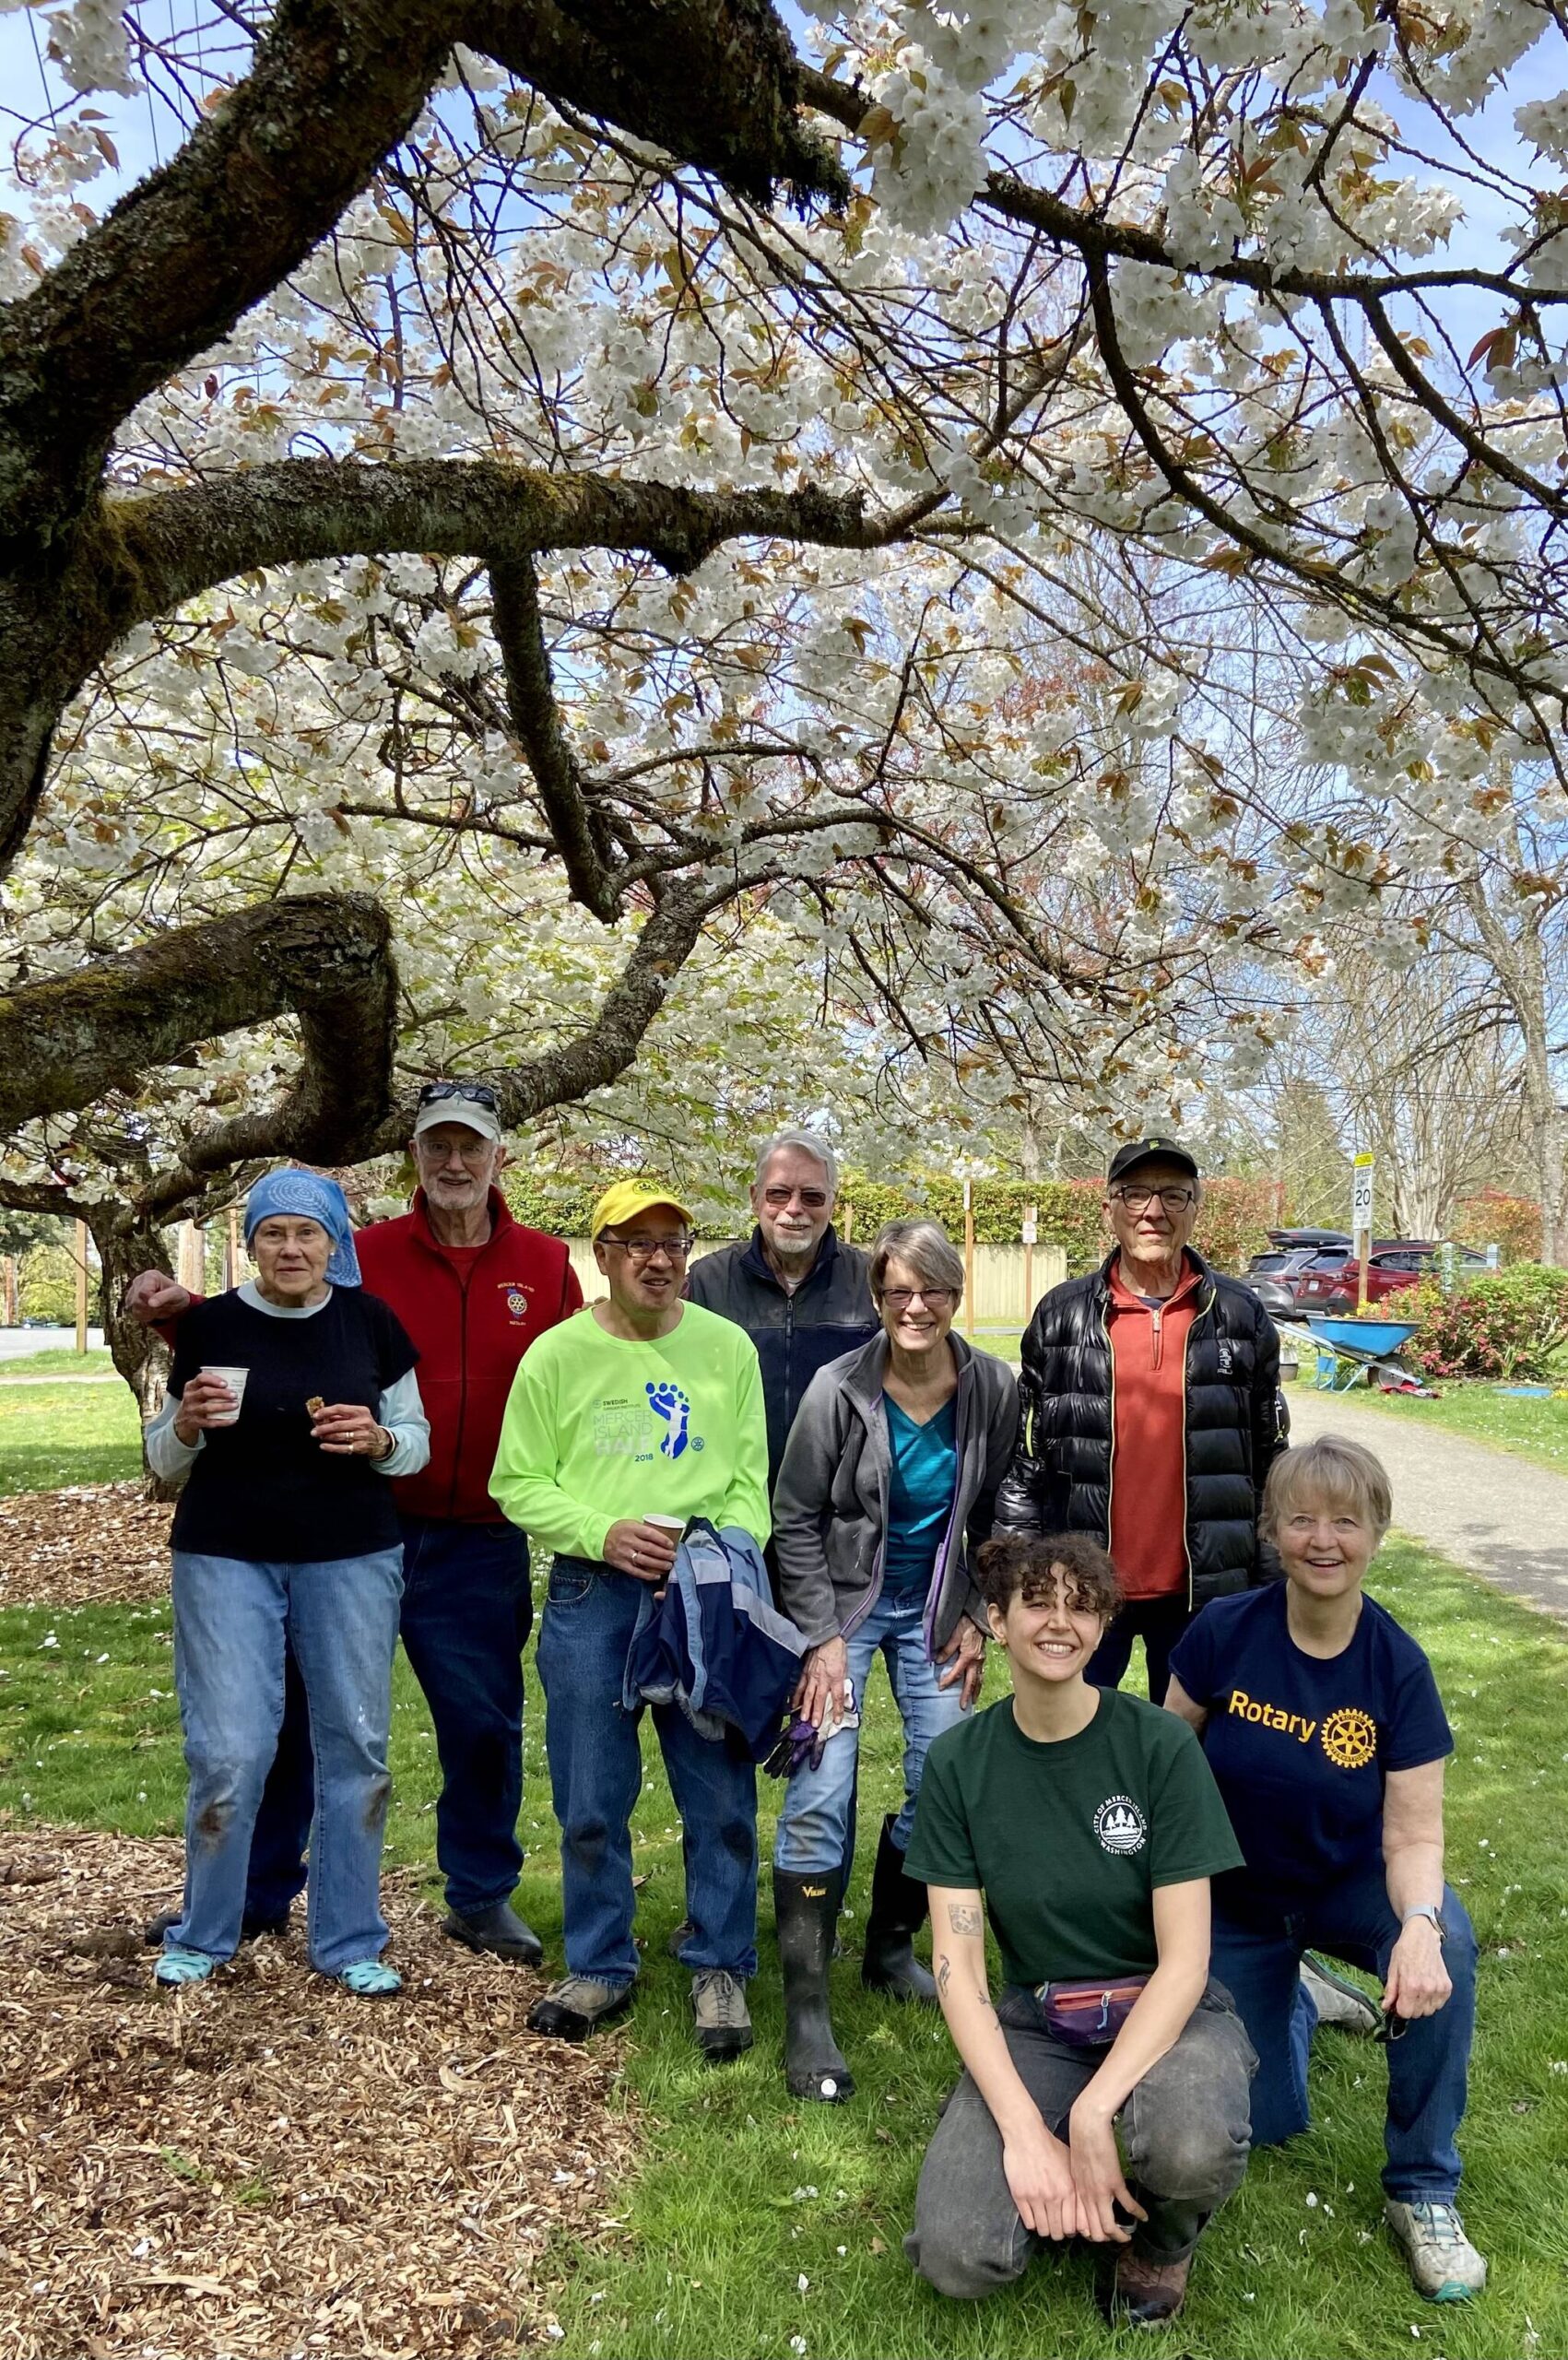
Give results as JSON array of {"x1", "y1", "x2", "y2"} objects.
[{"x1": 1286, "y1": 1386, "x2": 1568, "y2": 1622}]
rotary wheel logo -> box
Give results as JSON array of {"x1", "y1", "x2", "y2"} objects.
[{"x1": 1321, "y1": 1706, "x2": 1377, "y2": 1770}]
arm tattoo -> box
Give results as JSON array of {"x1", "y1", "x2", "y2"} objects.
[
  {"x1": 947, "y1": 1902, "x2": 984, "y2": 1937},
  {"x1": 937, "y1": 1955, "x2": 952, "y2": 2000}
]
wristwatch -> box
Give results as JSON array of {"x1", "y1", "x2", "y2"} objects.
[{"x1": 1401, "y1": 1903, "x2": 1447, "y2": 1940}]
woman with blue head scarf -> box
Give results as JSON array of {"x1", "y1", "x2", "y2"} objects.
[{"x1": 146, "y1": 1169, "x2": 430, "y2": 1997}]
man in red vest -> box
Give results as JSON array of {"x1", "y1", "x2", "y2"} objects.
[{"x1": 129, "y1": 1080, "x2": 581, "y2": 1965}]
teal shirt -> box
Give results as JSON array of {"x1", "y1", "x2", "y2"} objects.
[{"x1": 882, "y1": 1395, "x2": 958, "y2": 1595}]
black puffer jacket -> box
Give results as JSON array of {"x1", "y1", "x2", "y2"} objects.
[{"x1": 995, "y1": 1249, "x2": 1288, "y2": 1602}]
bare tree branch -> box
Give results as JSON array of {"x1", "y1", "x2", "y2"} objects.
[{"x1": 489, "y1": 553, "x2": 619, "y2": 918}]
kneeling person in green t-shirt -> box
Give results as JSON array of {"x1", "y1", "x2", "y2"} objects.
[{"x1": 903, "y1": 1532, "x2": 1255, "y2": 2329}]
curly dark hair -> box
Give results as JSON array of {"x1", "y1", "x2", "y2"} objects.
[{"x1": 973, "y1": 1531, "x2": 1124, "y2": 1625}]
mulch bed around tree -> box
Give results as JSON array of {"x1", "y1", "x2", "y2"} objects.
[
  {"x1": 0, "y1": 1484, "x2": 172, "y2": 1609},
  {"x1": 0, "y1": 1827, "x2": 635, "y2": 2357}
]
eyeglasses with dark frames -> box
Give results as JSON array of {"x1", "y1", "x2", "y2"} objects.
[{"x1": 1110, "y1": 1185, "x2": 1196, "y2": 1211}]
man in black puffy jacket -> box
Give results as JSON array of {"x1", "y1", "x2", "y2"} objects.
[{"x1": 996, "y1": 1137, "x2": 1287, "y2": 1704}]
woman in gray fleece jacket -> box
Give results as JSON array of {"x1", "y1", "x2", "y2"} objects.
[{"x1": 769, "y1": 1219, "x2": 1019, "y2": 2103}]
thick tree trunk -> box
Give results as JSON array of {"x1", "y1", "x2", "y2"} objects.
[{"x1": 93, "y1": 1216, "x2": 181, "y2": 1503}]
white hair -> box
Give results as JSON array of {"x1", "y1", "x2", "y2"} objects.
[{"x1": 754, "y1": 1130, "x2": 839, "y2": 1192}]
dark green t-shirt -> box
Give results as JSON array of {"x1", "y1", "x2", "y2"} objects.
[{"x1": 904, "y1": 1686, "x2": 1243, "y2": 1988}]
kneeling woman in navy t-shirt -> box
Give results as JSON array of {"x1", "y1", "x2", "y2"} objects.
[
  {"x1": 1166, "y1": 1433, "x2": 1484, "y2": 2305},
  {"x1": 146, "y1": 1172, "x2": 429, "y2": 2000}
]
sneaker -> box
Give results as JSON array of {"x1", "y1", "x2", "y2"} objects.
[
  {"x1": 1385, "y1": 2200, "x2": 1487, "y2": 2302},
  {"x1": 443, "y1": 1901, "x2": 544, "y2": 1966},
  {"x1": 691, "y1": 1967, "x2": 753, "y2": 2063},
  {"x1": 154, "y1": 1946, "x2": 218, "y2": 1988},
  {"x1": 338, "y1": 1958, "x2": 403, "y2": 1999},
  {"x1": 1102, "y1": 2246, "x2": 1191, "y2": 2327},
  {"x1": 527, "y1": 1976, "x2": 634, "y2": 2042},
  {"x1": 1301, "y1": 1953, "x2": 1382, "y2": 2036}
]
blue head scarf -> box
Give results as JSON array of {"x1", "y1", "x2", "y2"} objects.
[{"x1": 242, "y1": 1171, "x2": 362, "y2": 1288}]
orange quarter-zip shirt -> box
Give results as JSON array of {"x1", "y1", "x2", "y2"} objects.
[{"x1": 1106, "y1": 1251, "x2": 1205, "y2": 1599}]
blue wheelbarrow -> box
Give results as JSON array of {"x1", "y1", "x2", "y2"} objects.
[{"x1": 1297, "y1": 1315, "x2": 1421, "y2": 1393}]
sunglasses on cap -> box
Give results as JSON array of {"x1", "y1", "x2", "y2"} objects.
[{"x1": 417, "y1": 1080, "x2": 499, "y2": 1111}]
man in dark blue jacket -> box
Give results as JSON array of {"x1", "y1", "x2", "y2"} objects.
[{"x1": 686, "y1": 1130, "x2": 878, "y2": 1485}]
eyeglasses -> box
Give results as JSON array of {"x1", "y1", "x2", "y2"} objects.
[
  {"x1": 1110, "y1": 1186, "x2": 1196, "y2": 1211},
  {"x1": 418, "y1": 1080, "x2": 499, "y2": 1111},
  {"x1": 1374, "y1": 2012, "x2": 1408, "y2": 2045},
  {"x1": 761, "y1": 1186, "x2": 830, "y2": 1210},
  {"x1": 603, "y1": 1234, "x2": 692, "y2": 1262},
  {"x1": 878, "y1": 1286, "x2": 956, "y2": 1311}
]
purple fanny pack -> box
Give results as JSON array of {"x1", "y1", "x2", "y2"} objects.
[{"x1": 1033, "y1": 1974, "x2": 1151, "y2": 2047}]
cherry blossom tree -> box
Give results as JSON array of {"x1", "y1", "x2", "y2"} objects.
[{"x1": 2, "y1": 0, "x2": 1566, "y2": 1396}]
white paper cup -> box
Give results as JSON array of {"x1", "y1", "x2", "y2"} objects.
[
  {"x1": 200, "y1": 1364, "x2": 248, "y2": 1424},
  {"x1": 643, "y1": 1514, "x2": 686, "y2": 1538}
]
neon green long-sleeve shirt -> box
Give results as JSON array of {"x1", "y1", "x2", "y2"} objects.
[{"x1": 489, "y1": 1302, "x2": 772, "y2": 1562}]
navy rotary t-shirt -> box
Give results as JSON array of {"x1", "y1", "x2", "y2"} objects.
[{"x1": 1169, "y1": 1582, "x2": 1452, "y2": 1909}]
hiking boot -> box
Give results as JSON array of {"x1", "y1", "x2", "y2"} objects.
[
  {"x1": 143, "y1": 1906, "x2": 289, "y2": 1948},
  {"x1": 1301, "y1": 1953, "x2": 1381, "y2": 2036},
  {"x1": 1102, "y1": 2246, "x2": 1192, "y2": 2328},
  {"x1": 691, "y1": 1967, "x2": 753, "y2": 2063},
  {"x1": 443, "y1": 1901, "x2": 544, "y2": 1966},
  {"x1": 1385, "y1": 2200, "x2": 1487, "y2": 2301},
  {"x1": 774, "y1": 1868, "x2": 854, "y2": 2102},
  {"x1": 861, "y1": 1813, "x2": 936, "y2": 2003},
  {"x1": 526, "y1": 1976, "x2": 634, "y2": 2042}
]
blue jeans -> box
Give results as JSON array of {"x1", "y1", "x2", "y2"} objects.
[
  {"x1": 537, "y1": 1556, "x2": 759, "y2": 1987},
  {"x1": 169, "y1": 1547, "x2": 404, "y2": 1976},
  {"x1": 1210, "y1": 1868, "x2": 1477, "y2": 2201},
  {"x1": 773, "y1": 1586, "x2": 968, "y2": 1875},
  {"x1": 235, "y1": 1516, "x2": 533, "y2": 1921}
]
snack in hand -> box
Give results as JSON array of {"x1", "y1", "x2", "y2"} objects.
[{"x1": 306, "y1": 1395, "x2": 325, "y2": 1416}]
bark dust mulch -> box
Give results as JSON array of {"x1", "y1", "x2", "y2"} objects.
[
  {"x1": 0, "y1": 1483, "x2": 172, "y2": 1609},
  {"x1": 0, "y1": 1827, "x2": 635, "y2": 2358}
]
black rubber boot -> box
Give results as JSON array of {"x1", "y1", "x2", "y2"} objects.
[
  {"x1": 861, "y1": 1813, "x2": 937, "y2": 2002},
  {"x1": 774, "y1": 1868, "x2": 854, "y2": 2103}
]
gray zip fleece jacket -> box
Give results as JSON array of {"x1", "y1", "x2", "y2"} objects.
[{"x1": 772, "y1": 1333, "x2": 1020, "y2": 1655}]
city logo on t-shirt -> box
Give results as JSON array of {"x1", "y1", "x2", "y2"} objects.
[
  {"x1": 1093, "y1": 1795, "x2": 1147, "y2": 1856},
  {"x1": 1320, "y1": 1705, "x2": 1378, "y2": 1770}
]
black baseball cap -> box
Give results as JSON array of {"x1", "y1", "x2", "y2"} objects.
[{"x1": 1106, "y1": 1136, "x2": 1199, "y2": 1186}]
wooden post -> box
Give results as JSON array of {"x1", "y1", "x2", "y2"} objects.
[
  {"x1": 177, "y1": 1221, "x2": 206, "y2": 1294},
  {"x1": 963, "y1": 1177, "x2": 975, "y2": 1338},
  {"x1": 74, "y1": 1219, "x2": 89, "y2": 1354},
  {"x1": 226, "y1": 1205, "x2": 242, "y2": 1291},
  {"x1": 840, "y1": 1198, "x2": 854, "y2": 1245},
  {"x1": 3, "y1": 1255, "x2": 15, "y2": 1328}
]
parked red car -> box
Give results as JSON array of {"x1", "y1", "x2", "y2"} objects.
[{"x1": 1293, "y1": 1241, "x2": 1484, "y2": 1313}]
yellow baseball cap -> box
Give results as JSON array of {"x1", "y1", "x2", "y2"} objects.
[{"x1": 590, "y1": 1179, "x2": 695, "y2": 1240}]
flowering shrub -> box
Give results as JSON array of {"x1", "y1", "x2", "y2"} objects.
[
  {"x1": 1450, "y1": 1193, "x2": 1543, "y2": 1266},
  {"x1": 1409, "y1": 1268, "x2": 1568, "y2": 1384}
]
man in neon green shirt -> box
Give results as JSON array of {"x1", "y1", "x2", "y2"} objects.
[{"x1": 491, "y1": 1180, "x2": 771, "y2": 2058}]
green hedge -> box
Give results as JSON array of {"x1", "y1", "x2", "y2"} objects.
[
  {"x1": 1408, "y1": 1265, "x2": 1568, "y2": 1383},
  {"x1": 501, "y1": 1171, "x2": 1277, "y2": 1277}
]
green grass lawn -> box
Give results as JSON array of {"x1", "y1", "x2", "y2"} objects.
[
  {"x1": 1338, "y1": 1382, "x2": 1568, "y2": 1475},
  {"x1": 0, "y1": 1375, "x2": 142, "y2": 1493},
  {"x1": 0, "y1": 1345, "x2": 116, "y2": 1376},
  {"x1": 3, "y1": 1384, "x2": 1567, "y2": 2356}
]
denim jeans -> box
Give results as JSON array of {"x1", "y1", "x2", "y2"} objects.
[
  {"x1": 906, "y1": 1983, "x2": 1256, "y2": 2297},
  {"x1": 1210, "y1": 1868, "x2": 1477, "y2": 2200},
  {"x1": 773, "y1": 1585, "x2": 967, "y2": 1875},
  {"x1": 536, "y1": 1555, "x2": 759, "y2": 1987},
  {"x1": 1086, "y1": 1594, "x2": 1194, "y2": 1705},
  {"x1": 233, "y1": 1515, "x2": 533, "y2": 1921},
  {"x1": 169, "y1": 1547, "x2": 404, "y2": 1976}
]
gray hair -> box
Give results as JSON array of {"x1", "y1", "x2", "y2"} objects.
[
  {"x1": 754, "y1": 1129, "x2": 839, "y2": 1193},
  {"x1": 868, "y1": 1218, "x2": 965, "y2": 1302}
]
